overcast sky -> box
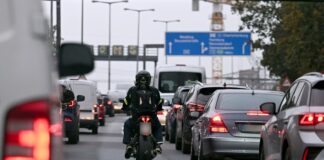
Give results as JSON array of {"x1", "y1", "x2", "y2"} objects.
[{"x1": 42, "y1": 0, "x2": 262, "y2": 93}]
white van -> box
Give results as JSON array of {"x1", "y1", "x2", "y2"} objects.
[
  {"x1": 153, "y1": 65, "x2": 206, "y2": 94},
  {"x1": 60, "y1": 79, "x2": 99, "y2": 134}
]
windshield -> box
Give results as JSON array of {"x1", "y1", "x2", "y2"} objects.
[
  {"x1": 217, "y1": 93, "x2": 283, "y2": 111},
  {"x1": 159, "y1": 72, "x2": 202, "y2": 93}
]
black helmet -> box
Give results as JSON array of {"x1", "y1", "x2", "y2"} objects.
[{"x1": 135, "y1": 70, "x2": 151, "y2": 87}]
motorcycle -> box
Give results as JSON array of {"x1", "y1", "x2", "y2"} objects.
[{"x1": 130, "y1": 114, "x2": 157, "y2": 160}]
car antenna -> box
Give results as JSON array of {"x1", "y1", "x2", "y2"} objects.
[
  {"x1": 252, "y1": 89, "x2": 255, "y2": 95},
  {"x1": 223, "y1": 82, "x2": 227, "y2": 88}
]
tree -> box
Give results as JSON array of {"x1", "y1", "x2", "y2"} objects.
[{"x1": 232, "y1": 1, "x2": 324, "y2": 81}]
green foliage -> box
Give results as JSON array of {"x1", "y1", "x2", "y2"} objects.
[{"x1": 232, "y1": 1, "x2": 324, "y2": 81}]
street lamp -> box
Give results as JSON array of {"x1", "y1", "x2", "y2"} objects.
[
  {"x1": 153, "y1": 19, "x2": 180, "y2": 64},
  {"x1": 124, "y1": 8, "x2": 155, "y2": 73},
  {"x1": 93, "y1": 0, "x2": 128, "y2": 91},
  {"x1": 153, "y1": 19, "x2": 180, "y2": 32}
]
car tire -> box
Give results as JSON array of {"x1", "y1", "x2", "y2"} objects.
[
  {"x1": 99, "y1": 119, "x2": 105, "y2": 126},
  {"x1": 259, "y1": 142, "x2": 265, "y2": 160},
  {"x1": 175, "y1": 128, "x2": 182, "y2": 150},
  {"x1": 165, "y1": 127, "x2": 170, "y2": 141},
  {"x1": 190, "y1": 137, "x2": 198, "y2": 160},
  {"x1": 68, "y1": 124, "x2": 79, "y2": 144},
  {"x1": 181, "y1": 134, "x2": 191, "y2": 154},
  {"x1": 283, "y1": 146, "x2": 291, "y2": 160},
  {"x1": 92, "y1": 126, "x2": 98, "y2": 134},
  {"x1": 169, "y1": 123, "x2": 176, "y2": 143}
]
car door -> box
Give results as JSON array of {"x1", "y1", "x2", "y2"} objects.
[{"x1": 264, "y1": 82, "x2": 299, "y2": 159}]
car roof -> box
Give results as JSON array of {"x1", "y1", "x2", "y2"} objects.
[
  {"x1": 216, "y1": 89, "x2": 284, "y2": 95},
  {"x1": 297, "y1": 72, "x2": 324, "y2": 86},
  {"x1": 196, "y1": 84, "x2": 247, "y2": 89}
]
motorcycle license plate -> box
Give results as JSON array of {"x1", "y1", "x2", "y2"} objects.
[{"x1": 140, "y1": 122, "x2": 151, "y2": 136}]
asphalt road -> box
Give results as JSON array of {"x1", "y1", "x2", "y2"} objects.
[{"x1": 63, "y1": 114, "x2": 190, "y2": 160}]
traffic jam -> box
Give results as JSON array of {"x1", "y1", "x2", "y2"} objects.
[{"x1": 2, "y1": 0, "x2": 324, "y2": 160}]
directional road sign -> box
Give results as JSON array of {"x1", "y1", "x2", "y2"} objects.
[{"x1": 165, "y1": 32, "x2": 251, "y2": 56}]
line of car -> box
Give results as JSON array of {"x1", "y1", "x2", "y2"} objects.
[{"x1": 163, "y1": 72, "x2": 324, "y2": 160}]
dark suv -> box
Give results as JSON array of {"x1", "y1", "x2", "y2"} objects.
[
  {"x1": 175, "y1": 83, "x2": 246, "y2": 154},
  {"x1": 166, "y1": 85, "x2": 192, "y2": 143},
  {"x1": 259, "y1": 72, "x2": 324, "y2": 160}
]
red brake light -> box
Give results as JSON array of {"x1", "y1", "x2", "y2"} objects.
[
  {"x1": 209, "y1": 114, "x2": 228, "y2": 133},
  {"x1": 174, "y1": 104, "x2": 181, "y2": 109},
  {"x1": 247, "y1": 111, "x2": 269, "y2": 116},
  {"x1": 299, "y1": 113, "x2": 324, "y2": 126},
  {"x1": 107, "y1": 100, "x2": 112, "y2": 105},
  {"x1": 68, "y1": 100, "x2": 75, "y2": 108},
  {"x1": 303, "y1": 148, "x2": 309, "y2": 160},
  {"x1": 140, "y1": 116, "x2": 151, "y2": 123},
  {"x1": 157, "y1": 111, "x2": 164, "y2": 115},
  {"x1": 188, "y1": 103, "x2": 204, "y2": 112},
  {"x1": 64, "y1": 117, "x2": 73, "y2": 122},
  {"x1": 4, "y1": 100, "x2": 54, "y2": 160}
]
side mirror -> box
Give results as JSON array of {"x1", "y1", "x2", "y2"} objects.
[
  {"x1": 58, "y1": 43, "x2": 94, "y2": 77},
  {"x1": 77, "y1": 95, "x2": 85, "y2": 102},
  {"x1": 119, "y1": 98, "x2": 124, "y2": 103},
  {"x1": 260, "y1": 102, "x2": 276, "y2": 115},
  {"x1": 172, "y1": 98, "x2": 181, "y2": 105}
]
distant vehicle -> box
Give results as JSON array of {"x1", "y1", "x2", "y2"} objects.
[
  {"x1": 102, "y1": 94, "x2": 115, "y2": 117},
  {"x1": 165, "y1": 85, "x2": 192, "y2": 143},
  {"x1": 175, "y1": 83, "x2": 247, "y2": 154},
  {"x1": 260, "y1": 72, "x2": 324, "y2": 160},
  {"x1": 108, "y1": 90, "x2": 127, "y2": 113},
  {"x1": 153, "y1": 65, "x2": 206, "y2": 97},
  {"x1": 0, "y1": 0, "x2": 94, "y2": 158},
  {"x1": 157, "y1": 96, "x2": 173, "y2": 132},
  {"x1": 96, "y1": 98, "x2": 106, "y2": 126},
  {"x1": 191, "y1": 89, "x2": 283, "y2": 160},
  {"x1": 61, "y1": 80, "x2": 99, "y2": 134}
]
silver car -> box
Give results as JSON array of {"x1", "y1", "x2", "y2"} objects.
[
  {"x1": 191, "y1": 89, "x2": 283, "y2": 160},
  {"x1": 260, "y1": 72, "x2": 324, "y2": 160}
]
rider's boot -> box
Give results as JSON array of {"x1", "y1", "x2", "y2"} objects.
[
  {"x1": 124, "y1": 144, "x2": 133, "y2": 159},
  {"x1": 155, "y1": 142, "x2": 163, "y2": 154}
]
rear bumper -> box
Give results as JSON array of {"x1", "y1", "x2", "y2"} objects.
[
  {"x1": 80, "y1": 119, "x2": 97, "y2": 129},
  {"x1": 202, "y1": 134, "x2": 259, "y2": 158}
]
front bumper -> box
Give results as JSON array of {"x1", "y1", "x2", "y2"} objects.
[{"x1": 202, "y1": 134, "x2": 260, "y2": 159}]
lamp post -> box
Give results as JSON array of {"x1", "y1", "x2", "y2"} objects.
[
  {"x1": 124, "y1": 8, "x2": 155, "y2": 73},
  {"x1": 153, "y1": 19, "x2": 180, "y2": 64},
  {"x1": 93, "y1": 0, "x2": 128, "y2": 91}
]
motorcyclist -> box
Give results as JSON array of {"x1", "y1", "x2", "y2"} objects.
[
  {"x1": 122, "y1": 70, "x2": 164, "y2": 159},
  {"x1": 59, "y1": 84, "x2": 75, "y2": 103}
]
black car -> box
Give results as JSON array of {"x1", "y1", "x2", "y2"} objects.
[
  {"x1": 165, "y1": 85, "x2": 192, "y2": 143},
  {"x1": 102, "y1": 95, "x2": 115, "y2": 117},
  {"x1": 175, "y1": 83, "x2": 246, "y2": 154},
  {"x1": 62, "y1": 95, "x2": 84, "y2": 144},
  {"x1": 191, "y1": 89, "x2": 283, "y2": 160}
]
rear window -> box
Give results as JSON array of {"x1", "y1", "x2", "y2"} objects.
[
  {"x1": 159, "y1": 72, "x2": 202, "y2": 93},
  {"x1": 217, "y1": 93, "x2": 283, "y2": 111},
  {"x1": 197, "y1": 88, "x2": 218, "y2": 105},
  {"x1": 311, "y1": 81, "x2": 324, "y2": 106},
  {"x1": 179, "y1": 89, "x2": 189, "y2": 101}
]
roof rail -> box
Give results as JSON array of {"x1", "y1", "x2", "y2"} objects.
[{"x1": 303, "y1": 72, "x2": 323, "y2": 77}]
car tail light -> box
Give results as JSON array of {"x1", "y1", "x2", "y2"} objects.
[
  {"x1": 188, "y1": 102, "x2": 205, "y2": 112},
  {"x1": 3, "y1": 100, "x2": 55, "y2": 160},
  {"x1": 299, "y1": 113, "x2": 324, "y2": 126},
  {"x1": 209, "y1": 114, "x2": 228, "y2": 133},
  {"x1": 68, "y1": 100, "x2": 75, "y2": 108},
  {"x1": 157, "y1": 111, "x2": 164, "y2": 115},
  {"x1": 247, "y1": 111, "x2": 269, "y2": 116},
  {"x1": 107, "y1": 100, "x2": 112, "y2": 105},
  {"x1": 140, "y1": 116, "x2": 151, "y2": 123}
]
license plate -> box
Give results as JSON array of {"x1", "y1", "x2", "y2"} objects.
[
  {"x1": 238, "y1": 124, "x2": 262, "y2": 133},
  {"x1": 190, "y1": 111, "x2": 200, "y2": 118},
  {"x1": 140, "y1": 123, "x2": 151, "y2": 136}
]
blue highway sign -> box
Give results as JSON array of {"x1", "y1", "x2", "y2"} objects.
[{"x1": 165, "y1": 32, "x2": 251, "y2": 56}]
